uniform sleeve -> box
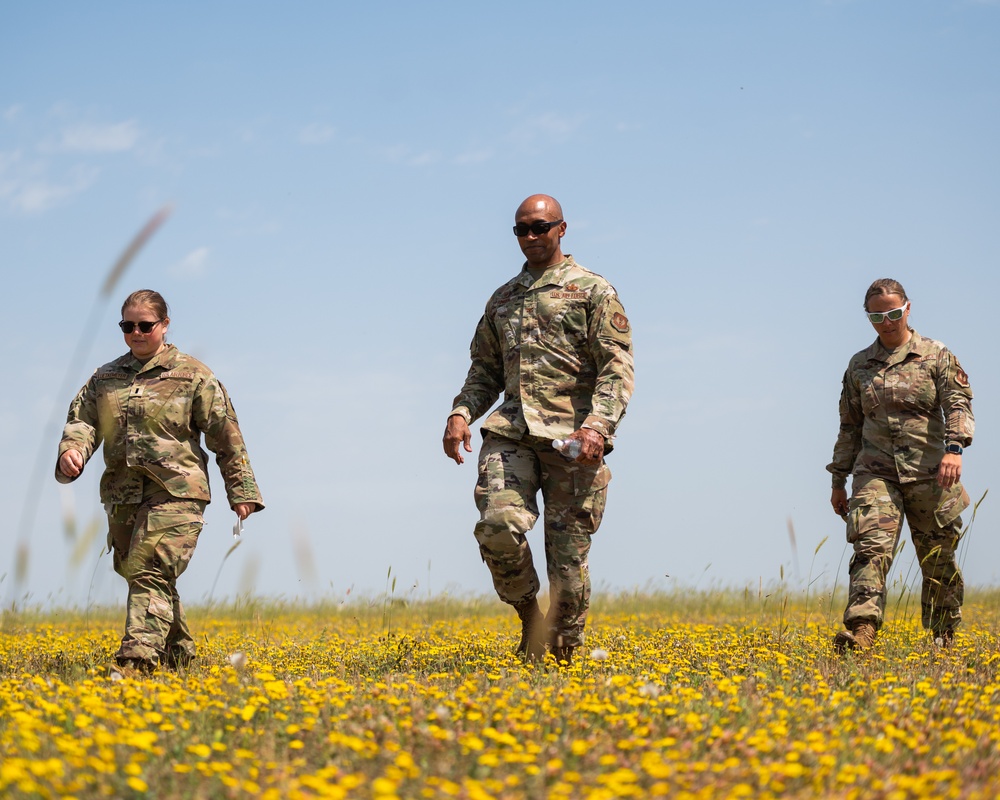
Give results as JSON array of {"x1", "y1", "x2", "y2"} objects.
[
  {"x1": 936, "y1": 348, "x2": 974, "y2": 447},
  {"x1": 826, "y1": 368, "x2": 863, "y2": 489},
  {"x1": 583, "y1": 290, "x2": 634, "y2": 438},
  {"x1": 54, "y1": 375, "x2": 101, "y2": 484},
  {"x1": 193, "y1": 375, "x2": 264, "y2": 511},
  {"x1": 450, "y1": 309, "x2": 505, "y2": 425}
]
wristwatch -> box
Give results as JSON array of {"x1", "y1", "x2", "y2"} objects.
[{"x1": 945, "y1": 443, "x2": 963, "y2": 455}]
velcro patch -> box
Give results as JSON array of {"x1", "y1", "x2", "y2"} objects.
[
  {"x1": 97, "y1": 372, "x2": 130, "y2": 380},
  {"x1": 159, "y1": 371, "x2": 197, "y2": 380},
  {"x1": 611, "y1": 312, "x2": 630, "y2": 334}
]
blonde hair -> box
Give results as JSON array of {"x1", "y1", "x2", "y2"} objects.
[
  {"x1": 863, "y1": 279, "x2": 908, "y2": 311},
  {"x1": 121, "y1": 289, "x2": 169, "y2": 320}
]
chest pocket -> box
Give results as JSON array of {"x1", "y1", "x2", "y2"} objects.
[
  {"x1": 493, "y1": 303, "x2": 523, "y2": 353},
  {"x1": 95, "y1": 376, "x2": 130, "y2": 436},
  {"x1": 144, "y1": 375, "x2": 195, "y2": 426},
  {"x1": 858, "y1": 374, "x2": 881, "y2": 416},
  {"x1": 539, "y1": 295, "x2": 589, "y2": 350}
]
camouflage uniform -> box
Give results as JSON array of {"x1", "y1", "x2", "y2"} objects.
[
  {"x1": 451, "y1": 256, "x2": 633, "y2": 647},
  {"x1": 827, "y1": 331, "x2": 974, "y2": 635},
  {"x1": 56, "y1": 344, "x2": 263, "y2": 667}
]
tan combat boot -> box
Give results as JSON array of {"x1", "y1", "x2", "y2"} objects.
[
  {"x1": 549, "y1": 631, "x2": 575, "y2": 666},
  {"x1": 513, "y1": 599, "x2": 546, "y2": 662},
  {"x1": 833, "y1": 621, "x2": 877, "y2": 655}
]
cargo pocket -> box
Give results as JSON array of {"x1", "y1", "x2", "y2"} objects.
[
  {"x1": 572, "y1": 462, "x2": 611, "y2": 497},
  {"x1": 147, "y1": 512, "x2": 203, "y2": 581},
  {"x1": 935, "y1": 485, "x2": 971, "y2": 529},
  {"x1": 147, "y1": 594, "x2": 174, "y2": 624},
  {"x1": 846, "y1": 498, "x2": 874, "y2": 545}
]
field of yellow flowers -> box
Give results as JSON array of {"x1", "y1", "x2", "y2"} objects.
[{"x1": 2, "y1": 589, "x2": 1000, "y2": 799}]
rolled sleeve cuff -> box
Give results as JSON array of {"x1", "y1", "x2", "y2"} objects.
[
  {"x1": 582, "y1": 415, "x2": 614, "y2": 439},
  {"x1": 449, "y1": 407, "x2": 473, "y2": 425},
  {"x1": 830, "y1": 474, "x2": 848, "y2": 490}
]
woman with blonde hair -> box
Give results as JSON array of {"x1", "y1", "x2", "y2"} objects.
[{"x1": 56, "y1": 289, "x2": 264, "y2": 673}]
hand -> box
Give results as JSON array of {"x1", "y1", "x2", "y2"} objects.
[
  {"x1": 937, "y1": 453, "x2": 962, "y2": 489},
  {"x1": 59, "y1": 449, "x2": 84, "y2": 478},
  {"x1": 443, "y1": 415, "x2": 473, "y2": 465},
  {"x1": 831, "y1": 488, "x2": 849, "y2": 517},
  {"x1": 570, "y1": 428, "x2": 606, "y2": 466},
  {"x1": 233, "y1": 503, "x2": 255, "y2": 520}
]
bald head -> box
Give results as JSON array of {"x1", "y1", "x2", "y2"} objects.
[
  {"x1": 513, "y1": 194, "x2": 567, "y2": 269},
  {"x1": 516, "y1": 194, "x2": 563, "y2": 221}
]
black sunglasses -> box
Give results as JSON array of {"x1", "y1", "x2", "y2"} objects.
[
  {"x1": 513, "y1": 219, "x2": 563, "y2": 237},
  {"x1": 119, "y1": 319, "x2": 163, "y2": 334}
]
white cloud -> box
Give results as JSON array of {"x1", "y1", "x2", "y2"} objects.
[
  {"x1": 299, "y1": 123, "x2": 336, "y2": 145},
  {"x1": 0, "y1": 153, "x2": 99, "y2": 213},
  {"x1": 379, "y1": 144, "x2": 440, "y2": 166},
  {"x1": 168, "y1": 247, "x2": 210, "y2": 279},
  {"x1": 3, "y1": 105, "x2": 22, "y2": 122},
  {"x1": 53, "y1": 120, "x2": 140, "y2": 153},
  {"x1": 453, "y1": 148, "x2": 494, "y2": 165},
  {"x1": 508, "y1": 112, "x2": 587, "y2": 147}
]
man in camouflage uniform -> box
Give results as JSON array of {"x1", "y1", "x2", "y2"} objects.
[
  {"x1": 57, "y1": 304, "x2": 263, "y2": 671},
  {"x1": 828, "y1": 283, "x2": 973, "y2": 652},
  {"x1": 443, "y1": 195, "x2": 634, "y2": 664}
]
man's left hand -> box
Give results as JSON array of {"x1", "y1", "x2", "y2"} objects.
[
  {"x1": 569, "y1": 428, "x2": 605, "y2": 465},
  {"x1": 937, "y1": 453, "x2": 962, "y2": 489}
]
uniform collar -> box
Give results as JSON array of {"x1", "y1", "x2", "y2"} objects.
[
  {"x1": 866, "y1": 329, "x2": 929, "y2": 364},
  {"x1": 118, "y1": 343, "x2": 181, "y2": 373},
  {"x1": 518, "y1": 255, "x2": 576, "y2": 289}
]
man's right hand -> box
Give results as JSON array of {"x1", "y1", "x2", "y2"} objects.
[
  {"x1": 443, "y1": 415, "x2": 473, "y2": 465},
  {"x1": 59, "y1": 449, "x2": 84, "y2": 478},
  {"x1": 831, "y1": 487, "x2": 849, "y2": 517}
]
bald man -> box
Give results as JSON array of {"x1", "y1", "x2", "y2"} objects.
[{"x1": 443, "y1": 195, "x2": 634, "y2": 665}]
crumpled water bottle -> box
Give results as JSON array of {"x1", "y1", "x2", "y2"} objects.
[{"x1": 552, "y1": 438, "x2": 582, "y2": 459}]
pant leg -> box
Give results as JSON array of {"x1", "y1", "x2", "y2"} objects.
[
  {"x1": 901, "y1": 480, "x2": 969, "y2": 634},
  {"x1": 473, "y1": 432, "x2": 542, "y2": 606},
  {"x1": 110, "y1": 495, "x2": 205, "y2": 665},
  {"x1": 539, "y1": 443, "x2": 611, "y2": 648},
  {"x1": 843, "y1": 476, "x2": 905, "y2": 630}
]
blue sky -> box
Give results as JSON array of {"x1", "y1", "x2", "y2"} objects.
[{"x1": 2, "y1": 1, "x2": 998, "y2": 609}]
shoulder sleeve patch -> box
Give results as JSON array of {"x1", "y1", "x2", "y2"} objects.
[{"x1": 954, "y1": 362, "x2": 970, "y2": 388}]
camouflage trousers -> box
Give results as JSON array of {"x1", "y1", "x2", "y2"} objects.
[
  {"x1": 843, "y1": 475, "x2": 969, "y2": 635},
  {"x1": 106, "y1": 489, "x2": 206, "y2": 667},
  {"x1": 473, "y1": 431, "x2": 611, "y2": 648}
]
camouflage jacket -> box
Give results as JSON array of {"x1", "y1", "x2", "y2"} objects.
[
  {"x1": 827, "y1": 331, "x2": 974, "y2": 489},
  {"x1": 450, "y1": 256, "x2": 634, "y2": 443},
  {"x1": 56, "y1": 344, "x2": 264, "y2": 509}
]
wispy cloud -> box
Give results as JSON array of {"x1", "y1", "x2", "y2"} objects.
[
  {"x1": 299, "y1": 123, "x2": 336, "y2": 145},
  {"x1": 453, "y1": 148, "x2": 494, "y2": 165},
  {"x1": 380, "y1": 144, "x2": 440, "y2": 166},
  {"x1": 3, "y1": 105, "x2": 22, "y2": 122},
  {"x1": 0, "y1": 151, "x2": 99, "y2": 212},
  {"x1": 508, "y1": 111, "x2": 587, "y2": 147},
  {"x1": 168, "y1": 247, "x2": 210, "y2": 279},
  {"x1": 50, "y1": 120, "x2": 141, "y2": 153}
]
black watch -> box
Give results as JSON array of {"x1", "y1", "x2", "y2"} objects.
[{"x1": 945, "y1": 443, "x2": 963, "y2": 455}]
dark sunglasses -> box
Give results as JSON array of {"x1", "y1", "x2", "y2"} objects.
[
  {"x1": 513, "y1": 219, "x2": 563, "y2": 237},
  {"x1": 119, "y1": 319, "x2": 163, "y2": 334}
]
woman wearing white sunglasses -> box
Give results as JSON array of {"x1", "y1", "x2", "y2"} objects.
[
  {"x1": 827, "y1": 278, "x2": 974, "y2": 653},
  {"x1": 55, "y1": 289, "x2": 264, "y2": 674}
]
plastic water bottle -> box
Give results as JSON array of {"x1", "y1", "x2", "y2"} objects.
[{"x1": 552, "y1": 438, "x2": 582, "y2": 459}]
